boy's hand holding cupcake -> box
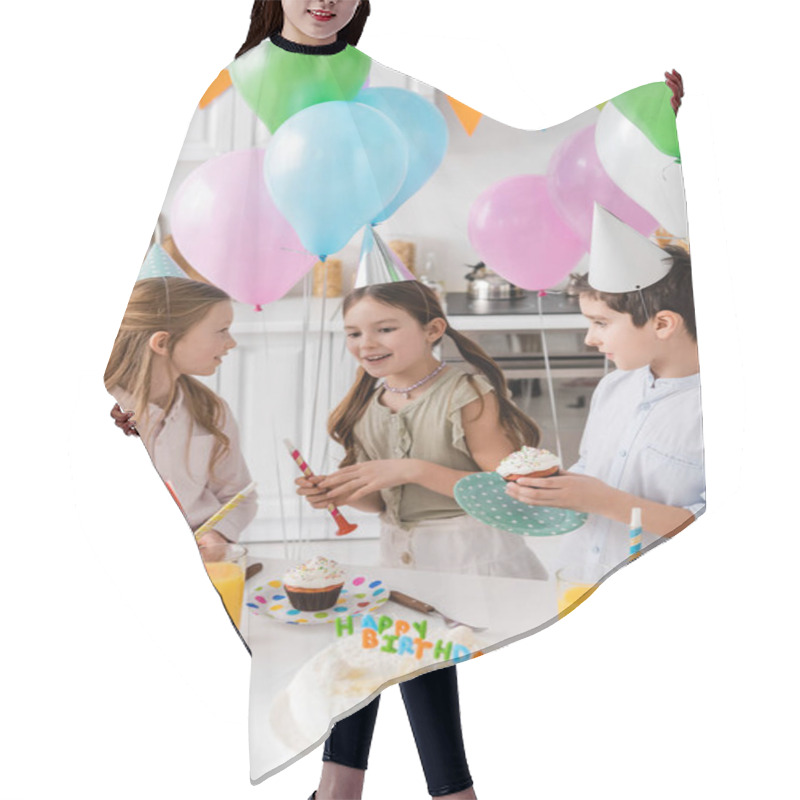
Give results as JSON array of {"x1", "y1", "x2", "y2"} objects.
[
  {"x1": 505, "y1": 470, "x2": 625, "y2": 517},
  {"x1": 500, "y1": 446, "x2": 694, "y2": 537},
  {"x1": 499, "y1": 445, "x2": 623, "y2": 516}
]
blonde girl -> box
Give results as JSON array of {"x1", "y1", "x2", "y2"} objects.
[{"x1": 105, "y1": 277, "x2": 256, "y2": 545}]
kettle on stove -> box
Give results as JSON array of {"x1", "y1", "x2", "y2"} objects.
[{"x1": 465, "y1": 262, "x2": 525, "y2": 300}]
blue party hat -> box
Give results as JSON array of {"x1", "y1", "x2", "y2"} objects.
[{"x1": 137, "y1": 243, "x2": 190, "y2": 281}]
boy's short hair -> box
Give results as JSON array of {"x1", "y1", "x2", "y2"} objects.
[{"x1": 572, "y1": 245, "x2": 696, "y2": 341}]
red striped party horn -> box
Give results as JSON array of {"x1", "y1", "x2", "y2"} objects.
[{"x1": 284, "y1": 439, "x2": 357, "y2": 536}]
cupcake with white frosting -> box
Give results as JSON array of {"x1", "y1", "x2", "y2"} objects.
[
  {"x1": 283, "y1": 556, "x2": 346, "y2": 611},
  {"x1": 496, "y1": 446, "x2": 561, "y2": 482}
]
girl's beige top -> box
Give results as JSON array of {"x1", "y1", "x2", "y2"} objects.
[{"x1": 354, "y1": 366, "x2": 494, "y2": 530}]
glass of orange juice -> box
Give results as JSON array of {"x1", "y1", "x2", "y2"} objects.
[
  {"x1": 556, "y1": 563, "x2": 611, "y2": 620},
  {"x1": 199, "y1": 543, "x2": 247, "y2": 628}
]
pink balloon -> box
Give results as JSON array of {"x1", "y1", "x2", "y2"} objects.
[
  {"x1": 468, "y1": 175, "x2": 585, "y2": 291},
  {"x1": 171, "y1": 148, "x2": 316, "y2": 308},
  {"x1": 547, "y1": 124, "x2": 659, "y2": 247}
]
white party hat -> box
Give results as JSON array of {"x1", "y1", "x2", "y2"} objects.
[{"x1": 588, "y1": 204, "x2": 671, "y2": 293}]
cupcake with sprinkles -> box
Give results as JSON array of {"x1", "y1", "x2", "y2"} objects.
[
  {"x1": 282, "y1": 556, "x2": 346, "y2": 611},
  {"x1": 496, "y1": 446, "x2": 561, "y2": 482}
]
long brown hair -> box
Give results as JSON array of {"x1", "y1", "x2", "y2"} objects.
[
  {"x1": 236, "y1": 1, "x2": 372, "y2": 59},
  {"x1": 104, "y1": 278, "x2": 233, "y2": 473},
  {"x1": 329, "y1": 281, "x2": 542, "y2": 467}
]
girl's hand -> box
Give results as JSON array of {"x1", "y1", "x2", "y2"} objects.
[
  {"x1": 197, "y1": 530, "x2": 231, "y2": 560},
  {"x1": 665, "y1": 69, "x2": 684, "y2": 115},
  {"x1": 316, "y1": 460, "x2": 413, "y2": 504},
  {"x1": 295, "y1": 475, "x2": 333, "y2": 510},
  {"x1": 111, "y1": 403, "x2": 139, "y2": 437},
  {"x1": 504, "y1": 471, "x2": 618, "y2": 516}
]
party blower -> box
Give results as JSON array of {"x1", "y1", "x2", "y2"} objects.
[{"x1": 284, "y1": 439, "x2": 357, "y2": 536}]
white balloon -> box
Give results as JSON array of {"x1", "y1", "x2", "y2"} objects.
[{"x1": 595, "y1": 102, "x2": 688, "y2": 238}]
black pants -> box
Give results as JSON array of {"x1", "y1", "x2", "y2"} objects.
[{"x1": 323, "y1": 665, "x2": 473, "y2": 797}]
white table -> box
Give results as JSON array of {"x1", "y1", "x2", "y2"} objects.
[{"x1": 244, "y1": 557, "x2": 558, "y2": 782}]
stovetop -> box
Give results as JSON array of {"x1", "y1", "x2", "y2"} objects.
[{"x1": 445, "y1": 292, "x2": 582, "y2": 315}]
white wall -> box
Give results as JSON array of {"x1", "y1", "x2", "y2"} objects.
[{"x1": 158, "y1": 61, "x2": 598, "y2": 294}]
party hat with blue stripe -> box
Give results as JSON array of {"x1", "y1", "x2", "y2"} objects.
[
  {"x1": 137, "y1": 242, "x2": 190, "y2": 281},
  {"x1": 354, "y1": 225, "x2": 416, "y2": 288}
]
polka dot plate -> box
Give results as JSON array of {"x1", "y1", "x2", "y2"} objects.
[
  {"x1": 454, "y1": 472, "x2": 588, "y2": 536},
  {"x1": 246, "y1": 574, "x2": 389, "y2": 624}
]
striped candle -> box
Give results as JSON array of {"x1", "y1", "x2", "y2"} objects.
[{"x1": 629, "y1": 507, "x2": 643, "y2": 560}]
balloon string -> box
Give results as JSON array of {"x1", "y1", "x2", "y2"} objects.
[
  {"x1": 260, "y1": 317, "x2": 289, "y2": 560},
  {"x1": 275, "y1": 420, "x2": 289, "y2": 561},
  {"x1": 319, "y1": 330, "x2": 352, "y2": 480},
  {"x1": 320, "y1": 331, "x2": 335, "y2": 483},
  {"x1": 297, "y1": 273, "x2": 313, "y2": 559},
  {"x1": 537, "y1": 292, "x2": 563, "y2": 465},
  {"x1": 307, "y1": 267, "x2": 327, "y2": 474},
  {"x1": 310, "y1": 268, "x2": 340, "y2": 540}
]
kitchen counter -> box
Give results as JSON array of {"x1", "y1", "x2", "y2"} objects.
[
  {"x1": 447, "y1": 290, "x2": 588, "y2": 331},
  {"x1": 229, "y1": 292, "x2": 588, "y2": 334}
]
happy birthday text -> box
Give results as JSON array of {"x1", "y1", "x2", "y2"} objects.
[{"x1": 335, "y1": 614, "x2": 474, "y2": 663}]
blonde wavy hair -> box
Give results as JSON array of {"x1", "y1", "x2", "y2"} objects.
[
  {"x1": 104, "y1": 277, "x2": 232, "y2": 473},
  {"x1": 329, "y1": 281, "x2": 541, "y2": 467}
]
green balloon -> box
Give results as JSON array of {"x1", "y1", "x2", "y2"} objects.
[
  {"x1": 611, "y1": 82, "x2": 680, "y2": 160},
  {"x1": 229, "y1": 40, "x2": 371, "y2": 134}
]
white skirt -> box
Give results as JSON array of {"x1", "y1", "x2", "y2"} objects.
[{"x1": 379, "y1": 513, "x2": 548, "y2": 580}]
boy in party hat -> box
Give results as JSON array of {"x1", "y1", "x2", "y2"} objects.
[{"x1": 506, "y1": 204, "x2": 704, "y2": 569}]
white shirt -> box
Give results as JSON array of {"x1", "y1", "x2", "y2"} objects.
[
  {"x1": 113, "y1": 385, "x2": 257, "y2": 541},
  {"x1": 560, "y1": 365, "x2": 705, "y2": 568}
]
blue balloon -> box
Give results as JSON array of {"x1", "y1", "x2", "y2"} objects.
[
  {"x1": 264, "y1": 101, "x2": 408, "y2": 258},
  {"x1": 355, "y1": 88, "x2": 449, "y2": 224}
]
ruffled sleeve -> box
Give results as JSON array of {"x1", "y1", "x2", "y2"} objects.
[{"x1": 446, "y1": 372, "x2": 495, "y2": 459}]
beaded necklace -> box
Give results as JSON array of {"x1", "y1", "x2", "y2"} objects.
[{"x1": 381, "y1": 361, "x2": 446, "y2": 400}]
